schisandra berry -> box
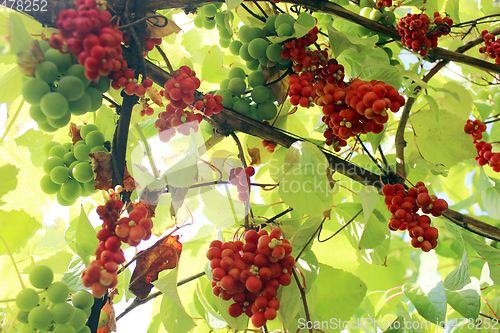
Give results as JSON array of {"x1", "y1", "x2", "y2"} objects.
[{"x1": 479, "y1": 30, "x2": 500, "y2": 65}]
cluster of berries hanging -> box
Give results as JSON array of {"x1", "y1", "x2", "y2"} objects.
[
  {"x1": 155, "y1": 66, "x2": 223, "y2": 142},
  {"x1": 383, "y1": 182, "x2": 448, "y2": 252},
  {"x1": 464, "y1": 119, "x2": 500, "y2": 172},
  {"x1": 81, "y1": 195, "x2": 154, "y2": 298},
  {"x1": 396, "y1": 12, "x2": 453, "y2": 56},
  {"x1": 228, "y1": 167, "x2": 255, "y2": 202},
  {"x1": 479, "y1": 30, "x2": 500, "y2": 65},
  {"x1": 376, "y1": 0, "x2": 392, "y2": 7},
  {"x1": 206, "y1": 228, "x2": 294, "y2": 328},
  {"x1": 281, "y1": 27, "x2": 319, "y2": 64}
]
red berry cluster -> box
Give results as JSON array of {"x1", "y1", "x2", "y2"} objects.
[
  {"x1": 281, "y1": 27, "x2": 319, "y2": 63},
  {"x1": 155, "y1": 105, "x2": 203, "y2": 142},
  {"x1": 376, "y1": 0, "x2": 392, "y2": 7},
  {"x1": 396, "y1": 12, "x2": 453, "y2": 56},
  {"x1": 81, "y1": 197, "x2": 125, "y2": 298},
  {"x1": 383, "y1": 182, "x2": 448, "y2": 252},
  {"x1": 163, "y1": 65, "x2": 201, "y2": 107},
  {"x1": 320, "y1": 78, "x2": 405, "y2": 141},
  {"x1": 229, "y1": 167, "x2": 255, "y2": 202},
  {"x1": 288, "y1": 72, "x2": 316, "y2": 108},
  {"x1": 114, "y1": 206, "x2": 154, "y2": 246},
  {"x1": 479, "y1": 31, "x2": 500, "y2": 65},
  {"x1": 206, "y1": 228, "x2": 294, "y2": 328},
  {"x1": 474, "y1": 141, "x2": 500, "y2": 172},
  {"x1": 143, "y1": 36, "x2": 162, "y2": 54},
  {"x1": 464, "y1": 119, "x2": 487, "y2": 140},
  {"x1": 111, "y1": 72, "x2": 153, "y2": 97},
  {"x1": 262, "y1": 140, "x2": 277, "y2": 153},
  {"x1": 194, "y1": 94, "x2": 224, "y2": 116}
]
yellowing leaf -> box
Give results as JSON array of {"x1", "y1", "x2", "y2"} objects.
[{"x1": 146, "y1": 14, "x2": 181, "y2": 39}]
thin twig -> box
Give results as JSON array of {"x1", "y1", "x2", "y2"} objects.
[
  {"x1": 292, "y1": 268, "x2": 313, "y2": 333},
  {"x1": 230, "y1": 132, "x2": 252, "y2": 231},
  {"x1": 117, "y1": 14, "x2": 168, "y2": 30},
  {"x1": 317, "y1": 209, "x2": 362, "y2": 242},
  {"x1": 252, "y1": 1, "x2": 269, "y2": 18},
  {"x1": 295, "y1": 217, "x2": 326, "y2": 261},
  {"x1": 154, "y1": 44, "x2": 174, "y2": 74},
  {"x1": 240, "y1": 3, "x2": 266, "y2": 22},
  {"x1": 0, "y1": 235, "x2": 25, "y2": 289},
  {"x1": 357, "y1": 135, "x2": 385, "y2": 175},
  {"x1": 103, "y1": 94, "x2": 120, "y2": 109}
]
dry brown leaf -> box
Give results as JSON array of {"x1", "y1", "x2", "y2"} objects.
[
  {"x1": 263, "y1": 67, "x2": 290, "y2": 105},
  {"x1": 146, "y1": 87, "x2": 164, "y2": 107},
  {"x1": 132, "y1": 200, "x2": 157, "y2": 218},
  {"x1": 247, "y1": 148, "x2": 262, "y2": 166},
  {"x1": 16, "y1": 40, "x2": 44, "y2": 77},
  {"x1": 145, "y1": 13, "x2": 181, "y2": 39},
  {"x1": 96, "y1": 297, "x2": 116, "y2": 333},
  {"x1": 69, "y1": 122, "x2": 83, "y2": 144},
  {"x1": 91, "y1": 152, "x2": 113, "y2": 190},
  {"x1": 129, "y1": 235, "x2": 182, "y2": 299},
  {"x1": 123, "y1": 167, "x2": 136, "y2": 192}
]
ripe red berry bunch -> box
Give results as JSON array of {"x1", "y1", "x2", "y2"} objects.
[
  {"x1": 206, "y1": 228, "x2": 294, "y2": 328},
  {"x1": 281, "y1": 26, "x2": 319, "y2": 63},
  {"x1": 155, "y1": 104, "x2": 203, "y2": 142},
  {"x1": 194, "y1": 93, "x2": 224, "y2": 116},
  {"x1": 396, "y1": 12, "x2": 453, "y2": 56},
  {"x1": 262, "y1": 140, "x2": 277, "y2": 153},
  {"x1": 112, "y1": 72, "x2": 153, "y2": 97},
  {"x1": 228, "y1": 167, "x2": 255, "y2": 202},
  {"x1": 376, "y1": 0, "x2": 392, "y2": 7},
  {"x1": 382, "y1": 182, "x2": 448, "y2": 252},
  {"x1": 288, "y1": 72, "x2": 316, "y2": 108},
  {"x1": 163, "y1": 65, "x2": 201, "y2": 108},
  {"x1": 479, "y1": 30, "x2": 500, "y2": 64},
  {"x1": 143, "y1": 36, "x2": 163, "y2": 54},
  {"x1": 474, "y1": 141, "x2": 500, "y2": 172},
  {"x1": 464, "y1": 119, "x2": 487, "y2": 140}
]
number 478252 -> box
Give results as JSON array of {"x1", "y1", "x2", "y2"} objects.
[{"x1": 1, "y1": 0, "x2": 48, "y2": 11}]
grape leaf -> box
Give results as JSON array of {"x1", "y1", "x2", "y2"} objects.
[
  {"x1": 0, "y1": 159, "x2": 18, "y2": 205},
  {"x1": 446, "y1": 278, "x2": 480, "y2": 320},
  {"x1": 8, "y1": 12, "x2": 33, "y2": 55},
  {"x1": 327, "y1": 25, "x2": 378, "y2": 58},
  {"x1": 0, "y1": 209, "x2": 40, "y2": 255}
]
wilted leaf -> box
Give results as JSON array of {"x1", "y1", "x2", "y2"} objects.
[
  {"x1": 129, "y1": 235, "x2": 183, "y2": 299},
  {"x1": 123, "y1": 168, "x2": 136, "y2": 192},
  {"x1": 91, "y1": 152, "x2": 113, "y2": 190},
  {"x1": 263, "y1": 67, "x2": 290, "y2": 104},
  {"x1": 146, "y1": 87, "x2": 164, "y2": 107},
  {"x1": 247, "y1": 148, "x2": 262, "y2": 166},
  {"x1": 16, "y1": 40, "x2": 44, "y2": 77},
  {"x1": 146, "y1": 13, "x2": 181, "y2": 38},
  {"x1": 69, "y1": 122, "x2": 83, "y2": 144},
  {"x1": 96, "y1": 295, "x2": 117, "y2": 333}
]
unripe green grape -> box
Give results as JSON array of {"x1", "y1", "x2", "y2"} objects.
[
  {"x1": 17, "y1": 324, "x2": 36, "y2": 333},
  {"x1": 85, "y1": 87, "x2": 103, "y2": 112},
  {"x1": 249, "y1": 107, "x2": 264, "y2": 122},
  {"x1": 38, "y1": 121, "x2": 58, "y2": 133},
  {"x1": 50, "y1": 166, "x2": 70, "y2": 184},
  {"x1": 47, "y1": 281, "x2": 70, "y2": 303},
  {"x1": 233, "y1": 99, "x2": 251, "y2": 115},
  {"x1": 67, "y1": 64, "x2": 90, "y2": 87},
  {"x1": 64, "y1": 151, "x2": 77, "y2": 166},
  {"x1": 380, "y1": 10, "x2": 395, "y2": 25},
  {"x1": 80, "y1": 124, "x2": 99, "y2": 140},
  {"x1": 62, "y1": 142, "x2": 72, "y2": 151},
  {"x1": 40, "y1": 174, "x2": 61, "y2": 194},
  {"x1": 49, "y1": 145, "x2": 68, "y2": 159},
  {"x1": 84, "y1": 306, "x2": 92, "y2": 317},
  {"x1": 359, "y1": 0, "x2": 375, "y2": 8},
  {"x1": 274, "y1": 62, "x2": 290, "y2": 70},
  {"x1": 98, "y1": 311, "x2": 108, "y2": 329},
  {"x1": 238, "y1": 25, "x2": 255, "y2": 43},
  {"x1": 257, "y1": 102, "x2": 278, "y2": 120},
  {"x1": 228, "y1": 77, "x2": 247, "y2": 96},
  {"x1": 80, "y1": 183, "x2": 91, "y2": 197},
  {"x1": 43, "y1": 156, "x2": 64, "y2": 174},
  {"x1": 220, "y1": 78, "x2": 230, "y2": 90},
  {"x1": 359, "y1": 7, "x2": 371, "y2": 18},
  {"x1": 70, "y1": 308, "x2": 88, "y2": 331},
  {"x1": 57, "y1": 76, "x2": 85, "y2": 101},
  {"x1": 43, "y1": 142, "x2": 61, "y2": 158},
  {"x1": 476, "y1": 88, "x2": 489, "y2": 100},
  {"x1": 44, "y1": 48, "x2": 72, "y2": 73},
  {"x1": 15, "y1": 288, "x2": 39, "y2": 311},
  {"x1": 258, "y1": 54, "x2": 269, "y2": 66},
  {"x1": 489, "y1": 85, "x2": 500, "y2": 95},
  {"x1": 204, "y1": 122, "x2": 214, "y2": 135},
  {"x1": 274, "y1": 13, "x2": 295, "y2": 29},
  {"x1": 276, "y1": 23, "x2": 293, "y2": 37},
  {"x1": 35, "y1": 61, "x2": 59, "y2": 83},
  {"x1": 73, "y1": 144, "x2": 91, "y2": 161},
  {"x1": 248, "y1": 71, "x2": 265, "y2": 88},
  {"x1": 17, "y1": 311, "x2": 29, "y2": 323},
  {"x1": 68, "y1": 161, "x2": 80, "y2": 177},
  {"x1": 229, "y1": 40, "x2": 243, "y2": 55},
  {"x1": 193, "y1": 15, "x2": 203, "y2": 28},
  {"x1": 90, "y1": 145, "x2": 108, "y2": 153},
  {"x1": 203, "y1": 4, "x2": 217, "y2": 18},
  {"x1": 85, "y1": 131, "x2": 105, "y2": 148},
  {"x1": 238, "y1": 43, "x2": 254, "y2": 61},
  {"x1": 493, "y1": 92, "x2": 500, "y2": 105},
  {"x1": 53, "y1": 323, "x2": 76, "y2": 333},
  {"x1": 203, "y1": 17, "x2": 216, "y2": 30},
  {"x1": 39, "y1": 40, "x2": 50, "y2": 53},
  {"x1": 267, "y1": 87, "x2": 276, "y2": 102},
  {"x1": 72, "y1": 291, "x2": 94, "y2": 310},
  {"x1": 47, "y1": 110, "x2": 71, "y2": 128},
  {"x1": 246, "y1": 59, "x2": 260, "y2": 71},
  {"x1": 369, "y1": 9, "x2": 382, "y2": 21},
  {"x1": 72, "y1": 162, "x2": 93, "y2": 183},
  {"x1": 266, "y1": 43, "x2": 284, "y2": 62},
  {"x1": 218, "y1": 26, "x2": 231, "y2": 39},
  {"x1": 51, "y1": 302, "x2": 75, "y2": 324},
  {"x1": 215, "y1": 11, "x2": 226, "y2": 25},
  {"x1": 28, "y1": 306, "x2": 52, "y2": 329},
  {"x1": 56, "y1": 192, "x2": 76, "y2": 206},
  {"x1": 251, "y1": 27, "x2": 264, "y2": 38},
  {"x1": 215, "y1": 89, "x2": 233, "y2": 107},
  {"x1": 251, "y1": 85, "x2": 270, "y2": 104},
  {"x1": 375, "y1": 32, "x2": 389, "y2": 43},
  {"x1": 40, "y1": 92, "x2": 69, "y2": 119},
  {"x1": 219, "y1": 37, "x2": 231, "y2": 48},
  {"x1": 248, "y1": 38, "x2": 269, "y2": 59},
  {"x1": 229, "y1": 67, "x2": 247, "y2": 80},
  {"x1": 29, "y1": 264, "x2": 53, "y2": 288},
  {"x1": 266, "y1": 15, "x2": 277, "y2": 35},
  {"x1": 22, "y1": 79, "x2": 51, "y2": 105},
  {"x1": 95, "y1": 76, "x2": 110, "y2": 93},
  {"x1": 76, "y1": 326, "x2": 91, "y2": 333},
  {"x1": 60, "y1": 179, "x2": 82, "y2": 201}
]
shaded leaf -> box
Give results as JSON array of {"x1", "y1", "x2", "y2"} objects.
[
  {"x1": 146, "y1": 13, "x2": 181, "y2": 38},
  {"x1": 129, "y1": 235, "x2": 182, "y2": 299},
  {"x1": 263, "y1": 67, "x2": 290, "y2": 105},
  {"x1": 327, "y1": 25, "x2": 378, "y2": 58},
  {"x1": 0, "y1": 159, "x2": 18, "y2": 205},
  {"x1": 446, "y1": 278, "x2": 480, "y2": 320},
  {"x1": 8, "y1": 12, "x2": 33, "y2": 55},
  {"x1": 16, "y1": 40, "x2": 44, "y2": 77},
  {"x1": 146, "y1": 87, "x2": 164, "y2": 107},
  {"x1": 75, "y1": 207, "x2": 98, "y2": 256}
]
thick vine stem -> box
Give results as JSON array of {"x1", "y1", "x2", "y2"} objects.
[
  {"x1": 292, "y1": 268, "x2": 313, "y2": 333},
  {"x1": 145, "y1": 59, "x2": 500, "y2": 242}
]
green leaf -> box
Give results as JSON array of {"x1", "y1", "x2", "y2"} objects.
[
  {"x1": 313, "y1": 264, "x2": 367, "y2": 328},
  {"x1": 290, "y1": 216, "x2": 323, "y2": 257},
  {"x1": 94, "y1": 105, "x2": 118, "y2": 141},
  {"x1": 35, "y1": 251, "x2": 73, "y2": 274},
  {"x1": 75, "y1": 207, "x2": 98, "y2": 257},
  {"x1": 364, "y1": 291, "x2": 388, "y2": 319},
  {"x1": 201, "y1": 45, "x2": 227, "y2": 83},
  {"x1": 277, "y1": 279, "x2": 301, "y2": 331},
  {"x1": 362, "y1": 55, "x2": 403, "y2": 90},
  {"x1": 462, "y1": 233, "x2": 500, "y2": 264},
  {"x1": 359, "y1": 210, "x2": 388, "y2": 251},
  {"x1": 153, "y1": 267, "x2": 196, "y2": 333},
  {"x1": 327, "y1": 25, "x2": 378, "y2": 58},
  {"x1": 278, "y1": 141, "x2": 334, "y2": 216},
  {"x1": 444, "y1": 0, "x2": 460, "y2": 23},
  {"x1": 14, "y1": 129, "x2": 53, "y2": 168},
  {"x1": 195, "y1": 280, "x2": 227, "y2": 329},
  {"x1": 444, "y1": 248, "x2": 471, "y2": 291},
  {"x1": 446, "y1": 278, "x2": 480, "y2": 320},
  {"x1": 0, "y1": 209, "x2": 40, "y2": 255},
  {"x1": 0, "y1": 65, "x2": 22, "y2": 105},
  {"x1": 358, "y1": 186, "x2": 379, "y2": 225},
  {"x1": 213, "y1": 292, "x2": 248, "y2": 331},
  {"x1": 368, "y1": 123, "x2": 387, "y2": 152},
  {"x1": 474, "y1": 101, "x2": 492, "y2": 121},
  {"x1": 8, "y1": 13, "x2": 32, "y2": 54},
  {"x1": 411, "y1": 108, "x2": 477, "y2": 169},
  {"x1": 481, "y1": 187, "x2": 500, "y2": 219},
  {"x1": 0, "y1": 159, "x2": 18, "y2": 205},
  {"x1": 479, "y1": 0, "x2": 494, "y2": 14},
  {"x1": 226, "y1": 0, "x2": 244, "y2": 11},
  {"x1": 383, "y1": 316, "x2": 405, "y2": 333},
  {"x1": 424, "y1": 95, "x2": 440, "y2": 122},
  {"x1": 293, "y1": 12, "x2": 317, "y2": 38},
  {"x1": 62, "y1": 256, "x2": 87, "y2": 292}
]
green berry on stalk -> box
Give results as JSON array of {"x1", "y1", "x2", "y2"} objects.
[
  {"x1": 248, "y1": 71, "x2": 265, "y2": 87},
  {"x1": 70, "y1": 308, "x2": 88, "y2": 331},
  {"x1": 50, "y1": 166, "x2": 70, "y2": 184},
  {"x1": 22, "y1": 79, "x2": 51, "y2": 105},
  {"x1": 57, "y1": 76, "x2": 85, "y2": 101},
  {"x1": 369, "y1": 9, "x2": 382, "y2": 21},
  {"x1": 35, "y1": 61, "x2": 59, "y2": 83},
  {"x1": 229, "y1": 67, "x2": 247, "y2": 80},
  {"x1": 85, "y1": 87, "x2": 103, "y2": 111},
  {"x1": 72, "y1": 291, "x2": 94, "y2": 310},
  {"x1": 248, "y1": 38, "x2": 269, "y2": 59},
  {"x1": 203, "y1": 4, "x2": 217, "y2": 18},
  {"x1": 15, "y1": 288, "x2": 39, "y2": 311},
  {"x1": 28, "y1": 306, "x2": 52, "y2": 329},
  {"x1": 60, "y1": 180, "x2": 82, "y2": 201},
  {"x1": 379, "y1": 10, "x2": 396, "y2": 25},
  {"x1": 85, "y1": 130, "x2": 105, "y2": 148},
  {"x1": 29, "y1": 265, "x2": 54, "y2": 289},
  {"x1": 228, "y1": 77, "x2": 247, "y2": 96},
  {"x1": 51, "y1": 302, "x2": 75, "y2": 324},
  {"x1": 251, "y1": 85, "x2": 270, "y2": 104},
  {"x1": 276, "y1": 24, "x2": 293, "y2": 37},
  {"x1": 80, "y1": 124, "x2": 99, "y2": 140},
  {"x1": 67, "y1": 64, "x2": 90, "y2": 87},
  {"x1": 274, "y1": 13, "x2": 295, "y2": 29},
  {"x1": 53, "y1": 324, "x2": 76, "y2": 333},
  {"x1": 203, "y1": 17, "x2": 216, "y2": 30},
  {"x1": 229, "y1": 40, "x2": 243, "y2": 55},
  {"x1": 47, "y1": 110, "x2": 71, "y2": 128},
  {"x1": 258, "y1": 102, "x2": 278, "y2": 120},
  {"x1": 44, "y1": 48, "x2": 72, "y2": 73},
  {"x1": 43, "y1": 156, "x2": 64, "y2": 174},
  {"x1": 40, "y1": 174, "x2": 61, "y2": 194},
  {"x1": 40, "y1": 92, "x2": 68, "y2": 119}
]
